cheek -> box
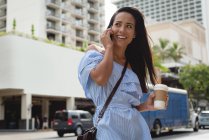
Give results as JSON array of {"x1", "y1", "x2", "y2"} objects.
[{"x1": 128, "y1": 32, "x2": 135, "y2": 39}]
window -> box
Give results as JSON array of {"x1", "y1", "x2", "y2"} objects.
[
  {"x1": 71, "y1": 114, "x2": 79, "y2": 119},
  {"x1": 80, "y1": 113, "x2": 91, "y2": 119}
]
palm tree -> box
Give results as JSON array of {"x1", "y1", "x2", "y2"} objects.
[
  {"x1": 168, "y1": 42, "x2": 184, "y2": 62},
  {"x1": 152, "y1": 38, "x2": 170, "y2": 62}
]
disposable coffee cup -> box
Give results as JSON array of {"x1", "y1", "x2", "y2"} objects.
[{"x1": 154, "y1": 84, "x2": 168, "y2": 109}]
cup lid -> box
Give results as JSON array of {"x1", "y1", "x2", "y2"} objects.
[{"x1": 154, "y1": 84, "x2": 168, "y2": 91}]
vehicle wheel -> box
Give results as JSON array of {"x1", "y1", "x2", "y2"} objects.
[
  {"x1": 193, "y1": 120, "x2": 199, "y2": 132},
  {"x1": 75, "y1": 126, "x2": 83, "y2": 136},
  {"x1": 153, "y1": 121, "x2": 161, "y2": 137},
  {"x1": 199, "y1": 125, "x2": 202, "y2": 129},
  {"x1": 57, "y1": 131, "x2": 64, "y2": 137},
  {"x1": 168, "y1": 129, "x2": 173, "y2": 134}
]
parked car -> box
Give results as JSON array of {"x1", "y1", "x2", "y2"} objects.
[
  {"x1": 53, "y1": 110, "x2": 93, "y2": 137},
  {"x1": 199, "y1": 110, "x2": 209, "y2": 129}
]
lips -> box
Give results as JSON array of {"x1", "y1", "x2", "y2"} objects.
[{"x1": 117, "y1": 35, "x2": 127, "y2": 39}]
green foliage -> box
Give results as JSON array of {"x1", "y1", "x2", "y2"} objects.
[
  {"x1": 153, "y1": 38, "x2": 184, "y2": 63},
  {"x1": 152, "y1": 50, "x2": 169, "y2": 72},
  {"x1": 13, "y1": 19, "x2": 16, "y2": 31},
  {"x1": 168, "y1": 42, "x2": 184, "y2": 62},
  {"x1": 80, "y1": 40, "x2": 88, "y2": 52},
  {"x1": 179, "y1": 64, "x2": 209, "y2": 99},
  {"x1": 31, "y1": 24, "x2": 35, "y2": 37},
  {"x1": 0, "y1": 32, "x2": 6, "y2": 37},
  {"x1": 153, "y1": 38, "x2": 170, "y2": 61}
]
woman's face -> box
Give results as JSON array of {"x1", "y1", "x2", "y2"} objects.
[{"x1": 111, "y1": 12, "x2": 136, "y2": 49}]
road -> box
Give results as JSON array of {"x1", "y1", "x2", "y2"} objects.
[{"x1": 0, "y1": 128, "x2": 209, "y2": 140}]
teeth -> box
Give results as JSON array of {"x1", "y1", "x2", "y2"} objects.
[{"x1": 118, "y1": 36, "x2": 126, "y2": 39}]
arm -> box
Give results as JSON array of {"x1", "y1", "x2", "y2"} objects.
[{"x1": 90, "y1": 28, "x2": 113, "y2": 85}]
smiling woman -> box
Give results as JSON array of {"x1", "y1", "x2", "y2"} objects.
[{"x1": 78, "y1": 7, "x2": 163, "y2": 140}]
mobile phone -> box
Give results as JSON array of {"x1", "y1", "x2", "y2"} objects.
[{"x1": 110, "y1": 34, "x2": 113, "y2": 40}]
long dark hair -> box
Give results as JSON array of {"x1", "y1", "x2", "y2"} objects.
[{"x1": 107, "y1": 7, "x2": 157, "y2": 93}]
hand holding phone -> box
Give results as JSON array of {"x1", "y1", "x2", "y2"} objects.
[{"x1": 101, "y1": 28, "x2": 114, "y2": 49}]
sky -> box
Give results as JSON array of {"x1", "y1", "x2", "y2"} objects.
[{"x1": 105, "y1": 0, "x2": 117, "y2": 27}]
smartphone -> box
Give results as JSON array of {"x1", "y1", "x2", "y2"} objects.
[{"x1": 110, "y1": 34, "x2": 113, "y2": 40}]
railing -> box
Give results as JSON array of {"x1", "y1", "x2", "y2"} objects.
[
  {"x1": 47, "y1": 24, "x2": 60, "y2": 31},
  {"x1": 72, "y1": 0, "x2": 83, "y2": 4}
]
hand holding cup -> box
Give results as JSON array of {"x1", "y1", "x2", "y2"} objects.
[{"x1": 154, "y1": 84, "x2": 168, "y2": 110}]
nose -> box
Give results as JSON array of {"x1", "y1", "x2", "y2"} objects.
[{"x1": 118, "y1": 26, "x2": 125, "y2": 33}]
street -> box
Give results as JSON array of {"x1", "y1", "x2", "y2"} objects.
[{"x1": 0, "y1": 128, "x2": 209, "y2": 140}]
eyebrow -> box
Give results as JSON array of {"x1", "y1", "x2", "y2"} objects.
[{"x1": 115, "y1": 21, "x2": 134, "y2": 26}]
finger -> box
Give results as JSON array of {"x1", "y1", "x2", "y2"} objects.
[{"x1": 149, "y1": 92, "x2": 155, "y2": 98}]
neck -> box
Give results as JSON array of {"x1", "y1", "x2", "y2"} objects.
[{"x1": 113, "y1": 49, "x2": 126, "y2": 65}]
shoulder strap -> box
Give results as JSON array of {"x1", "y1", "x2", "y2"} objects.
[{"x1": 98, "y1": 60, "x2": 128, "y2": 120}]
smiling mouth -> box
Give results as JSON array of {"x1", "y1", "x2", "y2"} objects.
[{"x1": 117, "y1": 35, "x2": 127, "y2": 39}]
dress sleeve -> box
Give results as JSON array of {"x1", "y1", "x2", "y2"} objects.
[{"x1": 78, "y1": 50, "x2": 103, "y2": 98}]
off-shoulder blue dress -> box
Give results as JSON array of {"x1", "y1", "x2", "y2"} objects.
[{"x1": 78, "y1": 50, "x2": 152, "y2": 140}]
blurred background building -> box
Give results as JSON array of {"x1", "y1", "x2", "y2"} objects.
[
  {"x1": 0, "y1": 0, "x2": 103, "y2": 130},
  {"x1": 112, "y1": 0, "x2": 209, "y2": 109},
  {"x1": 112, "y1": 0, "x2": 209, "y2": 65},
  {"x1": 0, "y1": 0, "x2": 105, "y2": 47}
]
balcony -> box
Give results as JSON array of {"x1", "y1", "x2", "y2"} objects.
[
  {"x1": 88, "y1": 26, "x2": 100, "y2": 35},
  {"x1": 87, "y1": 4, "x2": 98, "y2": 13},
  {"x1": 46, "y1": 24, "x2": 61, "y2": 34},
  {"x1": 71, "y1": 0, "x2": 84, "y2": 7},
  {"x1": 0, "y1": 11, "x2": 6, "y2": 20},
  {"x1": 46, "y1": 0, "x2": 60, "y2": 9},
  {"x1": 88, "y1": 15, "x2": 99, "y2": 24},
  {"x1": 88, "y1": 0, "x2": 99, "y2": 3},
  {"x1": 0, "y1": 0, "x2": 6, "y2": 8},
  {"x1": 71, "y1": 9, "x2": 84, "y2": 19},
  {"x1": 61, "y1": 14, "x2": 70, "y2": 24},
  {"x1": 61, "y1": 2, "x2": 69, "y2": 12},
  {"x1": 61, "y1": 27, "x2": 70, "y2": 36},
  {"x1": 46, "y1": 11, "x2": 61, "y2": 21},
  {"x1": 72, "y1": 21, "x2": 86, "y2": 30}
]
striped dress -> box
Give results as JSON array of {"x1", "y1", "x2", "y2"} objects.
[{"x1": 78, "y1": 50, "x2": 152, "y2": 140}]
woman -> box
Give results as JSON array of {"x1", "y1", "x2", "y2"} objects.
[{"x1": 78, "y1": 7, "x2": 159, "y2": 140}]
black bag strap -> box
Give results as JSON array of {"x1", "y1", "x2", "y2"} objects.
[{"x1": 97, "y1": 60, "x2": 128, "y2": 121}]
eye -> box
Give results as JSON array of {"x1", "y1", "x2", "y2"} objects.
[{"x1": 127, "y1": 24, "x2": 133, "y2": 29}]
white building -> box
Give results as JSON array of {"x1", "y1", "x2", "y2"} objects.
[
  {"x1": 112, "y1": 0, "x2": 209, "y2": 64},
  {"x1": 0, "y1": 35, "x2": 88, "y2": 130},
  {"x1": 0, "y1": 0, "x2": 105, "y2": 47},
  {"x1": 146, "y1": 20, "x2": 208, "y2": 66}
]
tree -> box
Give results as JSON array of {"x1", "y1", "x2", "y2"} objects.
[
  {"x1": 152, "y1": 38, "x2": 170, "y2": 61},
  {"x1": 152, "y1": 50, "x2": 169, "y2": 73},
  {"x1": 168, "y1": 42, "x2": 184, "y2": 62},
  {"x1": 80, "y1": 40, "x2": 88, "y2": 52},
  {"x1": 13, "y1": 19, "x2": 16, "y2": 32},
  {"x1": 31, "y1": 24, "x2": 35, "y2": 37},
  {"x1": 178, "y1": 64, "x2": 209, "y2": 100}
]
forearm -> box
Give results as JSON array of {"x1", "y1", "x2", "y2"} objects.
[{"x1": 90, "y1": 47, "x2": 113, "y2": 85}]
